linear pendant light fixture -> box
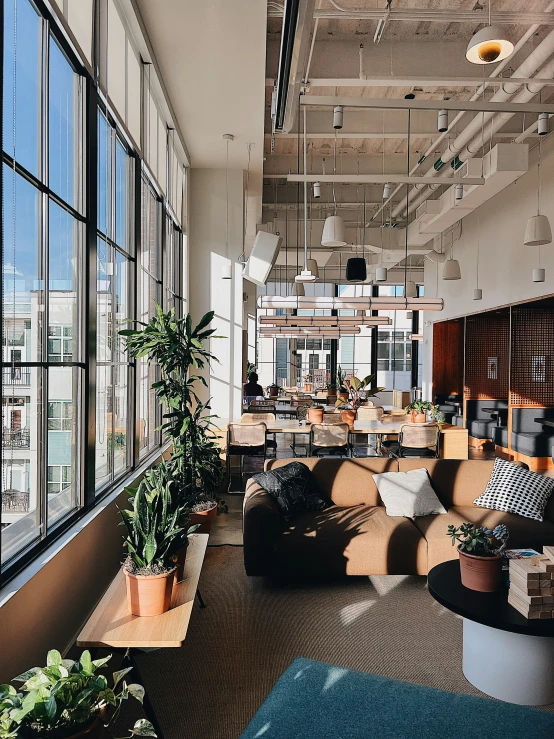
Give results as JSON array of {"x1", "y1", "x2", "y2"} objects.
[
  {"x1": 259, "y1": 315, "x2": 392, "y2": 327},
  {"x1": 466, "y1": 1, "x2": 513, "y2": 65},
  {"x1": 260, "y1": 328, "x2": 360, "y2": 338},
  {"x1": 221, "y1": 134, "x2": 234, "y2": 279},
  {"x1": 258, "y1": 296, "x2": 444, "y2": 311}
]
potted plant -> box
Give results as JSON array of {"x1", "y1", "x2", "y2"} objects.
[
  {"x1": 267, "y1": 382, "x2": 280, "y2": 398},
  {"x1": 404, "y1": 399, "x2": 437, "y2": 424},
  {"x1": 448, "y1": 523, "x2": 509, "y2": 592},
  {"x1": 119, "y1": 463, "x2": 195, "y2": 616},
  {"x1": 336, "y1": 367, "x2": 349, "y2": 402},
  {"x1": 121, "y1": 306, "x2": 226, "y2": 532},
  {"x1": 0, "y1": 649, "x2": 155, "y2": 738},
  {"x1": 305, "y1": 402, "x2": 324, "y2": 424},
  {"x1": 304, "y1": 374, "x2": 313, "y2": 392}
]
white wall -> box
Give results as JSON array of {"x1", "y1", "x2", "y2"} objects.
[
  {"x1": 188, "y1": 169, "x2": 244, "y2": 420},
  {"x1": 422, "y1": 135, "x2": 554, "y2": 398}
]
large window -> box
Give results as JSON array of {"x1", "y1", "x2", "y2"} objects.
[
  {"x1": 2, "y1": 0, "x2": 84, "y2": 567},
  {"x1": 1, "y1": 0, "x2": 187, "y2": 584},
  {"x1": 96, "y1": 110, "x2": 133, "y2": 491}
]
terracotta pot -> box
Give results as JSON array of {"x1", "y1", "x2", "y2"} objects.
[
  {"x1": 173, "y1": 538, "x2": 189, "y2": 584},
  {"x1": 307, "y1": 407, "x2": 324, "y2": 424},
  {"x1": 124, "y1": 567, "x2": 175, "y2": 617},
  {"x1": 190, "y1": 503, "x2": 217, "y2": 533},
  {"x1": 410, "y1": 410, "x2": 427, "y2": 424},
  {"x1": 326, "y1": 394, "x2": 337, "y2": 405},
  {"x1": 268, "y1": 386, "x2": 279, "y2": 397},
  {"x1": 458, "y1": 548, "x2": 503, "y2": 592},
  {"x1": 304, "y1": 383, "x2": 312, "y2": 392},
  {"x1": 340, "y1": 409, "x2": 356, "y2": 427}
]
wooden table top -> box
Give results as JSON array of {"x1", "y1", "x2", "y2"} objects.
[
  {"x1": 77, "y1": 533, "x2": 208, "y2": 649},
  {"x1": 217, "y1": 418, "x2": 462, "y2": 435}
]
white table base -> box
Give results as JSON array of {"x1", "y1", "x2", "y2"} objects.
[{"x1": 463, "y1": 618, "x2": 554, "y2": 705}]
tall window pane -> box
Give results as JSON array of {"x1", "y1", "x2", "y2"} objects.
[
  {"x1": 49, "y1": 38, "x2": 81, "y2": 209},
  {"x1": 3, "y1": 0, "x2": 41, "y2": 177}
]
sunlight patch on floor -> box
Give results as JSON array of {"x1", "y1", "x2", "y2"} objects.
[{"x1": 340, "y1": 599, "x2": 376, "y2": 625}]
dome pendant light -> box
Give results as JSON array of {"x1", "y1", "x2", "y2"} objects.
[
  {"x1": 466, "y1": 2, "x2": 513, "y2": 64},
  {"x1": 524, "y1": 140, "x2": 552, "y2": 246},
  {"x1": 322, "y1": 130, "x2": 346, "y2": 247},
  {"x1": 221, "y1": 134, "x2": 234, "y2": 279}
]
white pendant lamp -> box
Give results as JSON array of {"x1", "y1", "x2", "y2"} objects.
[
  {"x1": 221, "y1": 134, "x2": 234, "y2": 279},
  {"x1": 524, "y1": 215, "x2": 552, "y2": 247},
  {"x1": 443, "y1": 258, "x2": 461, "y2": 280},
  {"x1": 466, "y1": 26, "x2": 513, "y2": 64},
  {"x1": 321, "y1": 215, "x2": 346, "y2": 247},
  {"x1": 404, "y1": 280, "x2": 417, "y2": 298},
  {"x1": 533, "y1": 268, "x2": 546, "y2": 283},
  {"x1": 291, "y1": 281, "x2": 305, "y2": 296},
  {"x1": 295, "y1": 269, "x2": 317, "y2": 283},
  {"x1": 473, "y1": 288, "x2": 483, "y2": 300},
  {"x1": 375, "y1": 267, "x2": 387, "y2": 281}
]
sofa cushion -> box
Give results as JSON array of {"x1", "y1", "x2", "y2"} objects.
[
  {"x1": 253, "y1": 462, "x2": 329, "y2": 522},
  {"x1": 372, "y1": 469, "x2": 447, "y2": 518},
  {"x1": 265, "y1": 457, "x2": 398, "y2": 507},
  {"x1": 512, "y1": 407, "x2": 554, "y2": 433},
  {"x1": 468, "y1": 419, "x2": 497, "y2": 440},
  {"x1": 273, "y1": 504, "x2": 427, "y2": 576},
  {"x1": 511, "y1": 431, "x2": 554, "y2": 457},
  {"x1": 397, "y1": 459, "x2": 496, "y2": 507},
  {"x1": 474, "y1": 457, "x2": 554, "y2": 522},
  {"x1": 413, "y1": 506, "x2": 554, "y2": 571}
]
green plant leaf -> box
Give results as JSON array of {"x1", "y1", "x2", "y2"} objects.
[
  {"x1": 46, "y1": 650, "x2": 62, "y2": 668},
  {"x1": 127, "y1": 684, "x2": 145, "y2": 704},
  {"x1": 79, "y1": 650, "x2": 93, "y2": 675},
  {"x1": 130, "y1": 718, "x2": 158, "y2": 736},
  {"x1": 112, "y1": 667, "x2": 134, "y2": 690}
]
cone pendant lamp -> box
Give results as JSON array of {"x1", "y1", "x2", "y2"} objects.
[
  {"x1": 321, "y1": 215, "x2": 346, "y2": 247},
  {"x1": 524, "y1": 215, "x2": 552, "y2": 247}
]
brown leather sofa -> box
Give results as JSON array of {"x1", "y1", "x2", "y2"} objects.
[{"x1": 243, "y1": 458, "x2": 554, "y2": 576}]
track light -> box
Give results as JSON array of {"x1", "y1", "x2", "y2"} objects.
[
  {"x1": 438, "y1": 109, "x2": 448, "y2": 133},
  {"x1": 538, "y1": 113, "x2": 549, "y2": 137},
  {"x1": 313, "y1": 181, "x2": 321, "y2": 198},
  {"x1": 383, "y1": 183, "x2": 392, "y2": 200},
  {"x1": 455, "y1": 183, "x2": 464, "y2": 202},
  {"x1": 466, "y1": 26, "x2": 514, "y2": 65},
  {"x1": 333, "y1": 105, "x2": 344, "y2": 130}
]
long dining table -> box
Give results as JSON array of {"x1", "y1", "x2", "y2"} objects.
[{"x1": 215, "y1": 416, "x2": 468, "y2": 459}]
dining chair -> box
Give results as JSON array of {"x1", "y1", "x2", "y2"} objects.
[
  {"x1": 386, "y1": 423, "x2": 440, "y2": 459},
  {"x1": 241, "y1": 413, "x2": 277, "y2": 456},
  {"x1": 351, "y1": 406, "x2": 382, "y2": 456},
  {"x1": 309, "y1": 423, "x2": 350, "y2": 457},
  {"x1": 226, "y1": 422, "x2": 267, "y2": 491},
  {"x1": 289, "y1": 405, "x2": 310, "y2": 457},
  {"x1": 359, "y1": 400, "x2": 374, "y2": 407}
]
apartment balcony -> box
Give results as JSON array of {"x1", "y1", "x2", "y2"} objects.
[
  {"x1": 2, "y1": 368, "x2": 31, "y2": 386},
  {"x1": 2, "y1": 428, "x2": 30, "y2": 449},
  {"x1": 1, "y1": 490, "x2": 30, "y2": 514}
]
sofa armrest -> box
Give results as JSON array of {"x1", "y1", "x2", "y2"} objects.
[{"x1": 243, "y1": 478, "x2": 283, "y2": 576}]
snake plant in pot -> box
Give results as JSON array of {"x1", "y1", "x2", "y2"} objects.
[
  {"x1": 119, "y1": 463, "x2": 197, "y2": 616},
  {"x1": 0, "y1": 650, "x2": 155, "y2": 738},
  {"x1": 120, "y1": 305, "x2": 226, "y2": 532},
  {"x1": 448, "y1": 523, "x2": 509, "y2": 592}
]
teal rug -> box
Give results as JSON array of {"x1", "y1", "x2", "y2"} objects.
[{"x1": 239, "y1": 657, "x2": 554, "y2": 738}]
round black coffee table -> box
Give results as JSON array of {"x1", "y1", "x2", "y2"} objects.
[{"x1": 428, "y1": 559, "x2": 554, "y2": 705}]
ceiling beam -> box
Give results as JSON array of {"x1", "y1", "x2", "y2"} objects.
[
  {"x1": 267, "y1": 8, "x2": 554, "y2": 24},
  {"x1": 301, "y1": 95, "x2": 554, "y2": 115},
  {"x1": 287, "y1": 174, "x2": 485, "y2": 185},
  {"x1": 267, "y1": 77, "x2": 554, "y2": 88},
  {"x1": 265, "y1": 131, "x2": 536, "y2": 140}
]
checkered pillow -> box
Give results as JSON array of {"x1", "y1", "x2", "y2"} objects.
[{"x1": 474, "y1": 458, "x2": 554, "y2": 522}]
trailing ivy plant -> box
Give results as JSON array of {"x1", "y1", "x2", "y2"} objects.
[
  {"x1": 0, "y1": 649, "x2": 155, "y2": 738},
  {"x1": 120, "y1": 305, "x2": 225, "y2": 510}
]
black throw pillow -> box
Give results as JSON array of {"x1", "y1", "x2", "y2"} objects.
[{"x1": 253, "y1": 462, "x2": 329, "y2": 521}]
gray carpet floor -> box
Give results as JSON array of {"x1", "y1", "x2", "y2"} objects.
[{"x1": 135, "y1": 546, "x2": 553, "y2": 739}]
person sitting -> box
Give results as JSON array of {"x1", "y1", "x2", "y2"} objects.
[{"x1": 243, "y1": 372, "x2": 264, "y2": 399}]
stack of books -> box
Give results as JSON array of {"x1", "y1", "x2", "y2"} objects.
[{"x1": 508, "y1": 547, "x2": 554, "y2": 619}]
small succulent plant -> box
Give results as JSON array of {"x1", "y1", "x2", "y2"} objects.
[{"x1": 448, "y1": 522, "x2": 509, "y2": 557}]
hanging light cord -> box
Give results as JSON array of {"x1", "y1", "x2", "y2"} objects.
[
  {"x1": 403, "y1": 109, "x2": 411, "y2": 300},
  {"x1": 240, "y1": 142, "x2": 253, "y2": 264},
  {"x1": 225, "y1": 137, "x2": 230, "y2": 258}
]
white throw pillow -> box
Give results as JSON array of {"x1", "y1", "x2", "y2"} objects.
[{"x1": 372, "y1": 468, "x2": 447, "y2": 518}]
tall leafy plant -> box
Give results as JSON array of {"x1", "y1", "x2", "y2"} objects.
[{"x1": 120, "y1": 305, "x2": 224, "y2": 506}]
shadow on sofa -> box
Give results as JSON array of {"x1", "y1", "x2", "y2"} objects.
[{"x1": 243, "y1": 458, "x2": 554, "y2": 578}]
